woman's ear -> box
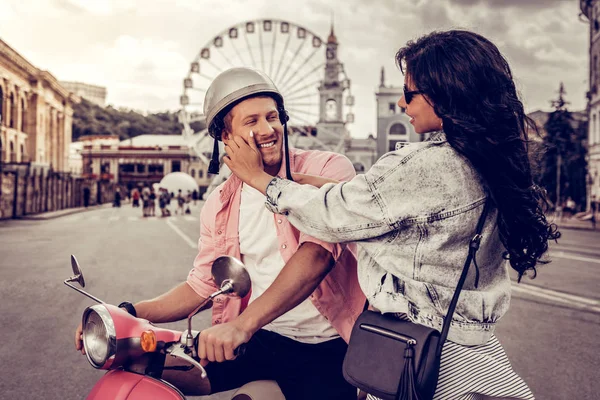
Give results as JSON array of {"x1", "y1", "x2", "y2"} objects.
[{"x1": 221, "y1": 130, "x2": 230, "y2": 141}]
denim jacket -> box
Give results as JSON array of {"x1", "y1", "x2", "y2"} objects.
[{"x1": 264, "y1": 132, "x2": 511, "y2": 346}]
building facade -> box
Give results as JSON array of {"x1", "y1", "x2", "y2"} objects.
[
  {"x1": 80, "y1": 134, "x2": 211, "y2": 193},
  {"x1": 0, "y1": 38, "x2": 79, "y2": 171},
  {"x1": 581, "y1": 0, "x2": 600, "y2": 208},
  {"x1": 59, "y1": 81, "x2": 107, "y2": 107}
]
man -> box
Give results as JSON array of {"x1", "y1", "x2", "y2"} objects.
[{"x1": 75, "y1": 67, "x2": 364, "y2": 400}]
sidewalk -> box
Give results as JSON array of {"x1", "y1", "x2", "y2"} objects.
[
  {"x1": 20, "y1": 202, "x2": 113, "y2": 220},
  {"x1": 549, "y1": 214, "x2": 597, "y2": 231}
]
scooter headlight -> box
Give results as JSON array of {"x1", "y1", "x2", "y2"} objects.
[{"x1": 82, "y1": 305, "x2": 117, "y2": 369}]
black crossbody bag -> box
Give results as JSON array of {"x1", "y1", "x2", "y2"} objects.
[{"x1": 342, "y1": 200, "x2": 490, "y2": 400}]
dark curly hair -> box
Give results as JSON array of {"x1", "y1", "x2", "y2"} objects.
[{"x1": 396, "y1": 30, "x2": 560, "y2": 281}]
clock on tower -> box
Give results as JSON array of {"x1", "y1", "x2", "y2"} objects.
[{"x1": 326, "y1": 47, "x2": 336, "y2": 60}]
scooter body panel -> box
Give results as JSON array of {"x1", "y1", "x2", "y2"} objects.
[{"x1": 87, "y1": 370, "x2": 184, "y2": 400}]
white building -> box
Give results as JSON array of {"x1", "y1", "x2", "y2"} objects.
[
  {"x1": 581, "y1": 0, "x2": 600, "y2": 208},
  {"x1": 59, "y1": 81, "x2": 107, "y2": 107}
]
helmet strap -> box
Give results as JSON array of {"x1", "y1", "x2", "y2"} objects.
[
  {"x1": 283, "y1": 123, "x2": 294, "y2": 181},
  {"x1": 208, "y1": 137, "x2": 220, "y2": 175}
]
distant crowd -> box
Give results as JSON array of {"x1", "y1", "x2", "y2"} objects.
[{"x1": 113, "y1": 186, "x2": 199, "y2": 218}]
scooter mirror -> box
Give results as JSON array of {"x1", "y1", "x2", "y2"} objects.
[
  {"x1": 70, "y1": 254, "x2": 86, "y2": 288},
  {"x1": 211, "y1": 256, "x2": 251, "y2": 298}
]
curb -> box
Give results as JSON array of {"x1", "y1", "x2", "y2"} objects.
[
  {"x1": 556, "y1": 223, "x2": 597, "y2": 232},
  {"x1": 20, "y1": 203, "x2": 113, "y2": 221}
]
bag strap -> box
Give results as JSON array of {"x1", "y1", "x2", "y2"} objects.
[{"x1": 436, "y1": 198, "x2": 490, "y2": 357}]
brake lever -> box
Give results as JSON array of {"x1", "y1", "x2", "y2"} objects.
[
  {"x1": 234, "y1": 343, "x2": 247, "y2": 357},
  {"x1": 166, "y1": 344, "x2": 207, "y2": 379}
]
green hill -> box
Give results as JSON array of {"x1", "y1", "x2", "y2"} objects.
[{"x1": 72, "y1": 98, "x2": 206, "y2": 140}]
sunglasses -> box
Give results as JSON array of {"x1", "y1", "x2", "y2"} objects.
[{"x1": 403, "y1": 85, "x2": 423, "y2": 104}]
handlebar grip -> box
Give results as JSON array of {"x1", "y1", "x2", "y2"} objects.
[{"x1": 234, "y1": 343, "x2": 247, "y2": 357}]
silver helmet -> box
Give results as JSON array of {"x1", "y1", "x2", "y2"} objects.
[
  {"x1": 204, "y1": 67, "x2": 284, "y2": 140},
  {"x1": 203, "y1": 67, "x2": 292, "y2": 179}
]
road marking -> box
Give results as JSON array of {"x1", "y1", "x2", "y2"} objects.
[
  {"x1": 550, "y1": 251, "x2": 600, "y2": 264},
  {"x1": 108, "y1": 216, "x2": 119, "y2": 221},
  {"x1": 128, "y1": 216, "x2": 137, "y2": 221},
  {"x1": 512, "y1": 282, "x2": 600, "y2": 313},
  {"x1": 185, "y1": 216, "x2": 196, "y2": 222},
  {"x1": 166, "y1": 219, "x2": 197, "y2": 249}
]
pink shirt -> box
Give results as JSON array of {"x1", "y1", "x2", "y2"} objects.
[{"x1": 187, "y1": 148, "x2": 365, "y2": 342}]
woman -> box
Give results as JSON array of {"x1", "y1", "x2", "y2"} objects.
[{"x1": 223, "y1": 30, "x2": 559, "y2": 400}]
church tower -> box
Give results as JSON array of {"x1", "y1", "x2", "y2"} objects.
[
  {"x1": 316, "y1": 22, "x2": 347, "y2": 146},
  {"x1": 375, "y1": 66, "x2": 421, "y2": 160}
]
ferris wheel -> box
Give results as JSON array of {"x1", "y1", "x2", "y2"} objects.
[{"x1": 179, "y1": 19, "x2": 355, "y2": 160}]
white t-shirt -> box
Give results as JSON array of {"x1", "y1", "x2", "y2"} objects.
[{"x1": 238, "y1": 183, "x2": 339, "y2": 344}]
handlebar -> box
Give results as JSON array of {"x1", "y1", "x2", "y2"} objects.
[{"x1": 165, "y1": 330, "x2": 247, "y2": 378}]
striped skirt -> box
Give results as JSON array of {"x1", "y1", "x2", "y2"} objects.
[{"x1": 366, "y1": 317, "x2": 534, "y2": 400}]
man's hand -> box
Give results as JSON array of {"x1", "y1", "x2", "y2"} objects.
[
  {"x1": 75, "y1": 322, "x2": 85, "y2": 355},
  {"x1": 222, "y1": 132, "x2": 272, "y2": 193},
  {"x1": 197, "y1": 320, "x2": 252, "y2": 363}
]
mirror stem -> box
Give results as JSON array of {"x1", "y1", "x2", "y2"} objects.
[
  {"x1": 63, "y1": 280, "x2": 104, "y2": 304},
  {"x1": 186, "y1": 282, "x2": 235, "y2": 357}
]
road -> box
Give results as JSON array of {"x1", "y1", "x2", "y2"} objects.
[{"x1": 0, "y1": 203, "x2": 598, "y2": 400}]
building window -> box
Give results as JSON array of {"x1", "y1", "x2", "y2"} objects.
[
  {"x1": 148, "y1": 164, "x2": 164, "y2": 174},
  {"x1": 172, "y1": 160, "x2": 181, "y2": 172},
  {"x1": 0, "y1": 87, "x2": 3, "y2": 126},
  {"x1": 190, "y1": 169, "x2": 195, "y2": 178},
  {"x1": 119, "y1": 163, "x2": 135, "y2": 173},
  {"x1": 597, "y1": 111, "x2": 600, "y2": 144},
  {"x1": 389, "y1": 123, "x2": 407, "y2": 136},
  {"x1": 10, "y1": 141, "x2": 15, "y2": 162},
  {"x1": 101, "y1": 162, "x2": 110, "y2": 174},
  {"x1": 593, "y1": 114, "x2": 597, "y2": 146},
  {"x1": 136, "y1": 163, "x2": 146, "y2": 173},
  {"x1": 83, "y1": 160, "x2": 92, "y2": 174},
  {"x1": 389, "y1": 103, "x2": 396, "y2": 114},
  {"x1": 199, "y1": 169, "x2": 204, "y2": 178},
  {"x1": 9, "y1": 93, "x2": 15, "y2": 128},
  {"x1": 20, "y1": 98, "x2": 26, "y2": 132}
]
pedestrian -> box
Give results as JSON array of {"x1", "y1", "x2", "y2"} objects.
[
  {"x1": 564, "y1": 196, "x2": 576, "y2": 218},
  {"x1": 82, "y1": 187, "x2": 90, "y2": 208},
  {"x1": 141, "y1": 187, "x2": 150, "y2": 217},
  {"x1": 113, "y1": 187, "x2": 121, "y2": 208},
  {"x1": 132, "y1": 188, "x2": 140, "y2": 208},
  {"x1": 176, "y1": 189, "x2": 185, "y2": 215},
  {"x1": 149, "y1": 189, "x2": 157, "y2": 216},
  {"x1": 225, "y1": 30, "x2": 561, "y2": 400},
  {"x1": 192, "y1": 189, "x2": 198, "y2": 205},
  {"x1": 159, "y1": 188, "x2": 171, "y2": 217},
  {"x1": 185, "y1": 190, "x2": 192, "y2": 214}
]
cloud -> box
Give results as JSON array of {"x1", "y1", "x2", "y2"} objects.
[
  {"x1": 0, "y1": 0, "x2": 590, "y2": 138},
  {"x1": 448, "y1": 0, "x2": 565, "y2": 8}
]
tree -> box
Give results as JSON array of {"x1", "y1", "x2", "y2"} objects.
[
  {"x1": 541, "y1": 83, "x2": 588, "y2": 210},
  {"x1": 71, "y1": 99, "x2": 194, "y2": 141}
]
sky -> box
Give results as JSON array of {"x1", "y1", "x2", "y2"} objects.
[{"x1": 0, "y1": 0, "x2": 590, "y2": 139}]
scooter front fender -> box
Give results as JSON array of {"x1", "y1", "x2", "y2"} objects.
[{"x1": 87, "y1": 370, "x2": 185, "y2": 400}]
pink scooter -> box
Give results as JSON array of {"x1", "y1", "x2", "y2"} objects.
[{"x1": 64, "y1": 254, "x2": 258, "y2": 400}]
